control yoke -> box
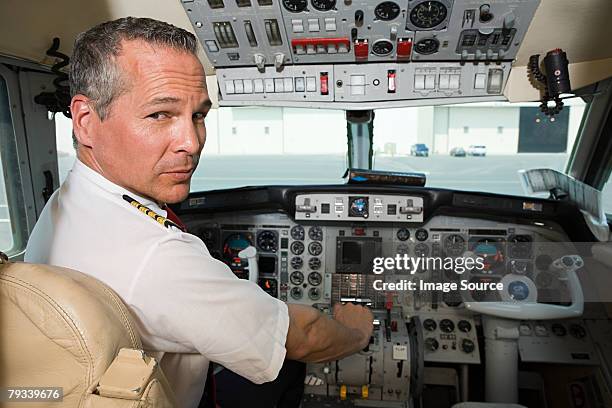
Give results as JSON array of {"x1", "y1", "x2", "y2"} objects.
[
  {"x1": 238, "y1": 246, "x2": 258, "y2": 284},
  {"x1": 465, "y1": 255, "x2": 584, "y2": 320}
]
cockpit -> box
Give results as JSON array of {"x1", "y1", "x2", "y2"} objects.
[{"x1": 1, "y1": 1, "x2": 612, "y2": 407}]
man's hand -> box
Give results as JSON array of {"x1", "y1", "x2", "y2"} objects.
[{"x1": 332, "y1": 303, "x2": 374, "y2": 349}]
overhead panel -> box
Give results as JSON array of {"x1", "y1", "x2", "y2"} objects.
[{"x1": 180, "y1": 0, "x2": 540, "y2": 108}]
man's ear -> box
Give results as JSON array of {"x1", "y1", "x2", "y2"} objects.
[{"x1": 70, "y1": 95, "x2": 97, "y2": 148}]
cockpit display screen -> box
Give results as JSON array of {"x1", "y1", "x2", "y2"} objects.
[
  {"x1": 336, "y1": 237, "x2": 382, "y2": 274},
  {"x1": 258, "y1": 256, "x2": 277, "y2": 274}
]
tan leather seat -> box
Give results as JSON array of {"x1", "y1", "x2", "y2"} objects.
[{"x1": 0, "y1": 255, "x2": 177, "y2": 407}]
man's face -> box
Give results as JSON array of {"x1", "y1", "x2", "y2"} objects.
[{"x1": 81, "y1": 40, "x2": 211, "y2": 204}]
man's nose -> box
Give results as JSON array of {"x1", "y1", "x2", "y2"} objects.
[{"x1": 174, "y1": 119, "x2": 203, "y2": 155}]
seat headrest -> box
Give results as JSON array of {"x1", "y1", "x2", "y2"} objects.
[{"x1": 1, "y1": 261, "x2": 142, "y2": 403}]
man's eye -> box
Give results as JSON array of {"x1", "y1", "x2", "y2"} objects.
[
  {"x1": 193, "y1": 112, "x2": 206, "y2": 122},
  {"x1": 148, "y1": 112, "x2": 169, "y2": 120}
]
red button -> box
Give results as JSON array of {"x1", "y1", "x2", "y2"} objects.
[
  {"x1": 353, "y1": 227, "x2": 365, "y2": 236},
  {"x1": 320, "y1": 73, "x2": 329, "y2": 95},
  {"x1": 354, "y1": 40, "x2": 368, "y2": 59},
  {"x1": 397, "y1": 38, "x2": 412, "y2": 58}
]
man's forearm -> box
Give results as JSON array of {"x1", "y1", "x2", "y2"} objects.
[{"x1": 285, "y1": 304, "x2": 369, "y2": 363}]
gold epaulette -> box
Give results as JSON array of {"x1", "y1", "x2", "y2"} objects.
[{"x1": 122, "y1": 194, "x2": 181, "y2": 230}]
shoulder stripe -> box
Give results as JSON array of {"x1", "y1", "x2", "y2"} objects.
[{"x1": 122, "y1": 194, "x2": 181, "y2": 230}]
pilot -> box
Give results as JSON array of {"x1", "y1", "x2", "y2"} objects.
[{"x1": 25, "y1": 17, "x2": 373, "y2": 408}]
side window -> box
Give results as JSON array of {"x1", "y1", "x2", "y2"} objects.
[
  {"x1": 602, "y1": 174, "x2": 612, "y2": 216},
  {"x1": 0, "y1": 74, "x2": 27, "y2": 255}
]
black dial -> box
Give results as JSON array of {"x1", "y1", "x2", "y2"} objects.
[
  {"x1": 440, "y1": 319, "x2": 455, "y2": 333},
  {"x1": 291, "y1": 225, "x2": 305, "y2": 240},
  {"x1": 308, "y1": 226, "x2": 323, "y2": 241},
  {"x1": 414, "y1": 38, "x2": 440, "y2": 55},
  {"x1": 508, "y1": 235, "x2": 533, "y2": 259},
  {"x1": 308, "y1": 272, "x2": 322, "y2": 286},
  {"x1": 569, "y1": 324, "x2": 586, "y2": 339},
  {"x1": 425, "y1": 337, "x2": 439, "y2": 351},
  {"x1": 311, "y1": 0, "x2": 335, "y2": 11},
  {"x1": 461, "y1": 339, "x2": 475, "y2": 353},
  {"x1": 552, "y1": 323, "x2": 567, "y2": 337},
  {"x1": 290, "y1": 271, "x2": 304, "y2": 285},
  {"x1": 423, "y1": 318, "x2": 437, "y2": 331},
  {"x1": 375, "y1": 1, "x2": 401, "y2": 21},
  {"x1": 256, "y1": 230, "x2": 278, "y2": 252},
  {"x1": 290, "y1": 256, "x2": 303, "y2": 269},
  {"x1": 458, "y1": 320, "x2": 472, "y2": 333},
  {"x1": 290, "y1": 286, "x2": 303, "y2": 299},
  {"x1": 309, "y1": 242, "x2": 323, "y2": 256},
  {"x1": 349, "y1": 197, "x2": 369, "y2": 218},
  {"x1": 415, "y1": 243, "x2": 429, "y2": 257},
  {"x1": 444, "y1": 234, "x2": 466, "y2": 257},
  {"x1": 415, "y1": 228, "x2": 429, "y2": 241},
  {"x1": 291, "y1": 241, "x2": 305, "y2": 255},
  {"x1": 372, "y1": 40, "x2": 394, "y2": 56},
  {"x1": 308, "y1": 287, "x2": 321, "y2": 300},
  {"x1": 397, "y1": 228, "x2": 410, "y2": 241},
  {"x1": 309, "y1": 257, "x2": 321, "y2": 270},
  {"x1": 397, "y1": 243, "x2": 409, "y2": 254},
  {"x1": 410, "y1": 1, "x2": 448, "y2": 29},
  {"x1": 282, "y1": 0, "x2": 308, "y2": 12}
]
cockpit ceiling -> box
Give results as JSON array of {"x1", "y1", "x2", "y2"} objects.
[{"x1": 0, "y1": 0, "x2": 611, "y2": 104}]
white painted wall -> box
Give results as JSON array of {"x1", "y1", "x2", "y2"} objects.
[{"x1": 447, "y1": 107, "x2": 520, "y2": 154}]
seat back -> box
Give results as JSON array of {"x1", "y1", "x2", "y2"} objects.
[{"x1": 0, "y1": 255, "x2": 176, "y2": 407}]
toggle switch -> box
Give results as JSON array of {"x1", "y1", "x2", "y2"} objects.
[
  {"x1": 387, "y1": 70, "x2": 396, "y2": 93},
  {"x1": 320, "y1": 72, "x2": 329, "y2": 95}
]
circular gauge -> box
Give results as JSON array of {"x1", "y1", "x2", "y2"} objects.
[
  {"x1": 308, "y1": 287, "x2": 321, "y2": 300},
  {"x1": 290, "y1": 271, "x2": 304, "y2": 285},
  {"x1": 311, "y1": 0, "x2": 335, "y2": 11},
  {"x1": 282, "y1": 0, "x2": 308, "y2": 12},
  {"x1": 291, "y1": 225, "x2": 305, "y2": 240},
  {"x1": 291, "y1": 241, "x2": 305, "y2": 255},
  {"x1": 309, "y1": 242, "x2": 323, "y2": 256},
  {"x1": 397, "y1": 243, "x2": 410, "y2": 255},
  {"x1": 461, "y1": 339, "x2": 475, "y2": 353},
  {"x1": 444, "y1": 234, "x2": 466, "y2": 257},
  {"x1": 443, "y1": 291, "x2": 462, "y2": 306},
  {"x1": 308, "y1": 272, "x2": 323, "y2": 286},
  {"x1": 309, "y1": 257, "x2": 321, "y2": 270},
  {"x1": 508, "y1": 235, "x2": 533, "y2": 258},
  {"x1": 375, "y1": 1, "x2": 401, "y2": 21},
  {"x1": 309, "y1": 226, "x2": 323, "y2": 241},
  {"x1": 349, "y1": 197, "x2": 369, "y2": 218},
  {"x1": 552, "y1": 323, "x2": 567, "y2": 337},
  {"x1": 415, "y1": 243, "x2": 429, "y2": 257},
  {"x1": 223, "y1": 233, "x2": 252, "y2": 266},
  {"x1": 440, "y1": 318, "x2": 455, "y2": 333},
  {"x1": 290, "y1": 286, "x2": 303, "y2": 300},
  {"x1": 372, "y1": 39, "x2": 394, "y2": 56},
  {"x1": 415, "y1": 228, "x2": 429, "y2": 241},
  {"x1": 509, "y1": 259, "x2": 530, "y2": 275},
  {"x1": 458, "y1": 320, "x2": 472, "y2": 333},
  {"x1": 397, "y1": 228, "x2": 410, "y2": 241},
  {"x1": 472, "y1": 238, "x2": 505, "y2": 272},
  {"x1": 256, "y1": 230, "x2": 278, "y2": 252},
  {"x1": 569, "y1": 324, "x2": 586, "y2": 339},
  {"x1": 291, "y1": 256, "x2": 303, "y2": 269},
  {"x1": 423, "y1": 318, "x2": 437, "y2": 331},
  {"x1": 410, "y1": 1, "x2": 448, "y2": 29},
  {"x1": 414, "y1": 38, "x2": 440, "y2": 55},
  {"x1": 425, "y1": 337, "x2": 439, "y2": 351}
]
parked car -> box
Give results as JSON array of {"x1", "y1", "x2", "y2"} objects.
[
  {"x1": 410, "y1": 143, "x2": 429, "y2": 157},
  {"x1": 467, "y1": 145, "x2": 487, "y2": 156},
  {"x1": 450, "y1": 147, "x2": 466, "y2": 157}
]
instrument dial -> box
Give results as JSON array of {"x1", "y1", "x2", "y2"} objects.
[
  {"x1": 396, "y1": 243, "x2": 410, "y2": 255},
  {"x1": 444, "y1": 234, "x2": 466, "y2": 257},
  {"x1": 308, "y1": 226, "x2": 323, "y2": 241},
  {"x1": 569, "y1": 324, "x2": 586, "y2": 339},
  {"x1": 308, "y1": 257, "x2": 321, "y2": 270},
  {"x1": 440, "y1": 319, "x2": 455, "y2": 333},
  {"x1": 415, "y1": 243, "x2": 429, "y2": 257},
  {"x1": 508, "y1": 235, "x2": 533, "y2": 258},
  {"x1": 290, "y1": 256, "x2": 303, "y2": 269},
  {"x1": 291, "y1": 225, "x2": 305, "y2": 240},
  {"x1": 423, "y1": 318, "x2": 437, "y2": 331},
  {"x1": 372, "y1": 39, "x2": 394, "y2": 56},
  {"x1": 282, "y1": 0, "x2": 308, "y2": 12},
  {"x1": 374, "y1": 1, "x2": 401, "y2": 21},
  {"x1": 290, "y1": 286, "x2": 303, "y2": 299},
  {"x1": 458, "y1": 320, "x2": 472, "y2": 333},
  {"x1": 414, "y1": 38, "x2": 440, "y2": 55},
  {"x1": 461, "y1": 339, "x2": 475, "y2": 353},
  {"x1": 415, "y1": 228, "x2": 429, "y2": 241},
  {"x1": 308, "y1": 287, "x2": 321, "y2": 300},
  {"x1": 308, "y1": 272, "x2": 322, "y2": 286},
  {"x1": 290, "y1": 271, "x2": 304, "y2": 285},
  {"x1": 552, "y1": 323, "x2": 567, "y2": 337},
  {"x1": 425, "y1": 337, "x2": 439, "y2": 351},
  {"x1": 291, "y1": 241, "x2": 305, "y2": 255},
  {"x1": 410, "y1": 1, "x2": 448, "y2": 29},
  {"x1": 311, "y1": 0, "x2": 335, "y2": 11},
  {"x1": 256, "y1": 230, "x2": 277, "y2": 252},
  {"x1": 396, "y1": 228, "x2": 410, "y2": 241},
  {"x1": 309, "y1": 242, "x2": 323, "y2": 256}
]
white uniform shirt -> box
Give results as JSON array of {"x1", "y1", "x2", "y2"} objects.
[{"x1": 25, "y1": 160, "x2": 290, "y2": 408}]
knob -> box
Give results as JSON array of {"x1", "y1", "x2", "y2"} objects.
[
  {"x1": 425, "y1": 337, "x2": 439, "y2": 351},
  {"x1": 253, "y1": 53, "x2": 266, "y2": 72},
  {"x1": 479, "y1": 4, "x2": 493, "y2": 23},
  {"x1": 461, "y1": 339, "x2": 475, "y2": 353}
]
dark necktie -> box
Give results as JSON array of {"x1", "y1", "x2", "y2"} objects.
[{"x1": 163, "y1": 205, "x2": 187, "y2": 232}]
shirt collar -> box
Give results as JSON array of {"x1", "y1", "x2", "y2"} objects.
[{"x1": 71, "y1": 159, "x2": 164, "y2": 213}]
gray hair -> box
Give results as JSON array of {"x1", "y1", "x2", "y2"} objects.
[{"x1": 70, "y1": 17, "x2": 197, "y2": 120}]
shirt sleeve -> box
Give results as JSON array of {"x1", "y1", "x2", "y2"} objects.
[{"x1": 128, "y1": 233, "x2": 289, "y2": 384}]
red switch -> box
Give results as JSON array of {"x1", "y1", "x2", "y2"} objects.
[
  {"x1": 353, "y1": 227, "x2": 366, "y2": 236},
  {"x1": 354, "y1": 39, "x2": 368, "y2": 59},
  {"x1": 397, "y1": 38, "x2": 412, "y2": 59},
  {"x1": 320, "y1": 72, "x2": 329, "y2": 95},
  {"x1": 387, "y1": 70, "x2": 396, "y2": 93},
  {"x1": 391, "y1": 320, "x2": 398, "y2": 332}
]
